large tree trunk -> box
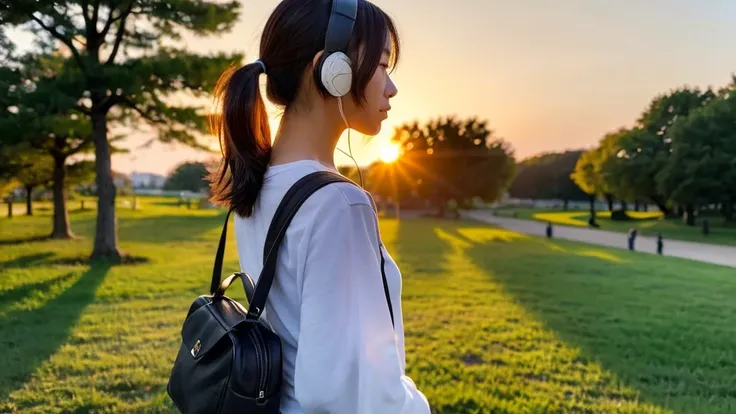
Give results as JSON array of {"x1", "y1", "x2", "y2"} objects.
[
  {"x1": 6, "y1": 200, "x2": 12, "y2": 218},
  {"x1": 684, "y1": 204, "x2": 696, "y2": 226},
  {"x1": 588, "y1": 193, "x2": 597, "y2": 226},
  {"x1": 90, "y1": 111, "x2": 121, "y2": 262},
  {"x1": 51, "y1": 155, "x2": 74, "y2": 239},
  {"x1": 650, "y1": 195, "x2": 671, "y2": 216},
  {"x1": 620, "y1": 200, "x2": 628, "y2": 212},
  {"x1": 634, "y1": 200, "x2": 640, "y2": 211},
  {"x1": 605, "y1": 194, "x2": 614, "y2": 212},
  {"x1": 563, "y1": 199, "x2": 569, "y2": 211},
  {"x1": 723, "y1": 200, "x2": 734, "y2": 222},
  {"x1": 25, "y1": 185, "x2": 33, "y2": 216}
]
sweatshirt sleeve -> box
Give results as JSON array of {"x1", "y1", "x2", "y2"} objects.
[{"x1": 292, "y1": 196, "x2": 431, "y2": 414}]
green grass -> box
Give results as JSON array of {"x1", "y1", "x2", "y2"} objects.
[
  {"x1": 2, "y1": 199, "x2": 736, "y2": 412},
  {"x1": 493, "y1": 207, "x2": 736, "y2": 246}
]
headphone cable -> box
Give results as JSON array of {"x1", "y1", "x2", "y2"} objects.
[{"x1": 336, "y1": 97, "x2": 364, "y2": 187}]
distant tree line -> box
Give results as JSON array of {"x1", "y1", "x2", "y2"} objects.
[
  {"x1": 507, "y1": 150, "x2": 589, "y2": 209},
  {"x1": 500, "y1": 78, "x2": 736, "y2": 228}
]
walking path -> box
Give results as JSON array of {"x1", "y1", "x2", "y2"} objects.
[{"x1": 461, "y1": 210, "x2": 736, "y2": 268}]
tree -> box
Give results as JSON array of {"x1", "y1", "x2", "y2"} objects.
[
  {"x1": 0, "y1": 144, "x2": 24, "y2": 218},
  {"x1": 604, "y1": 127, "x2": 667, "y2": 213},
  {"x1": 508, "y1": 150, "x2": 588, "y2": 209},
  {"x1": 630, "y1": 86, "x2": 716, "y2": 216},
  {"x1": 0, "y1": 50, "x2": 102, "y2": 237},
  {"x1": 0, "y1": 177, "x2": 17, "y2": 200},
  {"x1": 164, "y1": 161, "x2": 209, "y2": 192},
  {"x1": 1, "y1": 0, "x2": 242, "y2": 261},
  {"x1": 15, "y1": 150, "x2": 54, "y2": 216},
  {"x1": 596, "y1": 128, "x2": 640, "y2": 212},
  {"x1": 570, "y1": 148, "x2": 602, "y2": 225},
  {"x1": 658, "y1": 82, "x2": 736, "y2": 224},
  {"x1": 390, "y1": 115, "x2": 516, "y2": 215}
]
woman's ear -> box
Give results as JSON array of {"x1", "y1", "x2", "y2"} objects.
[
  {"x1": 312, "y1": 50, "x2": 325, "y2": 68},
  {"x1": 311, "y1": 50, "x2": 329, "y2": 95}
]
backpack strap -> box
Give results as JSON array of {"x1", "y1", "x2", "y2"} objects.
[
  {"x1": 379, "y1": 244, "x2": 394, "y2": 327},
  {"x1": 210, "y1": 206, "x2": 235, "y2": 295},
  {"x1": 208, "y1": 173, "x2": 333, "y2": 296}
]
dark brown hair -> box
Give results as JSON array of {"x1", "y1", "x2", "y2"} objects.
[{"x1": 208, "y1": 0, "x2": 401, "y2": 217}]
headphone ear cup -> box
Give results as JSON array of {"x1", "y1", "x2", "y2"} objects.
[{"x1": 320, "y1": 51, "x2": 353, "y2": 97}]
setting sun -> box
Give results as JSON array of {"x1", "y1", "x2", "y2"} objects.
[{"x1": 379, "y1": 143, "x2": 401, "y2": 163}]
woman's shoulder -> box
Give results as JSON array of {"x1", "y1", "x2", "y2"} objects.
[
  {"x1": 301, "y1": 180, "x2": 378, "y2": 230},
  {"x1": 259, "y1": 160, "x2": 379, "y2": 235},
  {"x1": 265, "y1": 160, "x2": 376, "y2": 214}
]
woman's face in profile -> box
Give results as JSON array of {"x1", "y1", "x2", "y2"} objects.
[{"x1": 344, "y1": 36, "x2": 398, "y2": 137}]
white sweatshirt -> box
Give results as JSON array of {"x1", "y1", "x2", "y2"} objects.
[{"x1": 233, "y1": 159, "x2": 431, "y2": 414}]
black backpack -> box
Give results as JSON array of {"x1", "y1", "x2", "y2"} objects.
[{"x1": 166, "y1": 170, "x2": 394, "y2": 413}]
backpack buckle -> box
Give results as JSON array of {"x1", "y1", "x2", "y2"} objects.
[{"x1": 191, "y1": 339, "x2": 202, "y2": 357}]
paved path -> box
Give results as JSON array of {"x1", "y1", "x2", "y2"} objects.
[{"x1": 461, "y1": 210, "x2": 736, "y2": 268}]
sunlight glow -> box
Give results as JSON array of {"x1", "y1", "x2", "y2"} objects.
[{"x1": 380, "y1": 143, "x2": 401, "y2": 163}]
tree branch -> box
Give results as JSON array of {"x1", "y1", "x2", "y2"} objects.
[
  {"x1": 72, "y1": 36, "x2": 87, "y2": 48},
  {"x1": 105, "y1": 1, "x2": 134, "y2": 65},
  {"x1": 81, "y1": 0, "x2": 90, "y2": 26},
  {"x1": 100, "y1": 3, "x2": 122, "y2": 39},
  {"x1": 93, "y1": 0, "x2": 100, "y2": 26},
  {"x1": 121, "y1": 96, "x2": 165, "y2": 124},
  {"x1": 74, "y1": 104, "x2": 92, "y2": 116},
  {"x1": 68, "y1": 139, "x2": 93, "y2": 156},
  {"x1": 29, "y1": 14, "x2": 86, "y2": 72}
]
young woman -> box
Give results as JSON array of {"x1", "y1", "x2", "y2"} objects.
[{"x1": 208, "y1": 0, "x2": 431, "y2": 413}]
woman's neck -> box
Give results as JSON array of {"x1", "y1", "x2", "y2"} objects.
[{"x1": 270, "y1": 102, "x2": 344, "y2": 169}]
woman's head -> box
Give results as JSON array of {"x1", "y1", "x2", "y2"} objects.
[
  {"x1": 259, "y1": 0, "x2": 400, "y2": 133},
  {"x1": 209, "y1": 0, "x2": 401, "y2": 217}
]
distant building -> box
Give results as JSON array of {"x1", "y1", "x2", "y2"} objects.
[{"x1": 130, "y1": 172, "x2": 167, "y2": 189}]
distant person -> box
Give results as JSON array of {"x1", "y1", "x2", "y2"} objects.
[{"x1": 206, "y1": 1, "x2": 430, "y2": 413}]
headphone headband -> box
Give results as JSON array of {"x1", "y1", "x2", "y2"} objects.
[{"x1": 324, "y1": 0, "x2": 357, "y2": 53}]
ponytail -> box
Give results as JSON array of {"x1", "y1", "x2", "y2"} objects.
[{"x1": 208, "y1": 62, "x2": 271, "y2": 217}]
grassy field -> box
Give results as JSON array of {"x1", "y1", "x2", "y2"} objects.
[
  {"x1": 2, "y1": 198, "x2": 736, "y2": 413},
  {"x1": 493, "y1": 207, "x2": 736, "y2": 247}
]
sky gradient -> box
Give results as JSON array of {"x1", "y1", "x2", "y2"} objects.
[{"x1": 11, "y1": 0, "x2": 736, "y2": 176}]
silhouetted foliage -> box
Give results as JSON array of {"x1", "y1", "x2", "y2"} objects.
[
  {"x1": 368, "y1": 116, "x2": 515, "y2": 214},
  {"x1": 508, "y1": 150, "x2": 588, "y2": 207},
  {"x1": 164, "y1": 161, "x2": 209, "y2": 193}
]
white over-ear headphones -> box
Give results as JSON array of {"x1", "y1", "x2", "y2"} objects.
[{"x1": 315, "y1": 0, "x2": 357, "y2": 98}]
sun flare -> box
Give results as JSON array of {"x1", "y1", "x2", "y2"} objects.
[{"x1": 379, "y1": 143, "x2": 401, "y2": 163}]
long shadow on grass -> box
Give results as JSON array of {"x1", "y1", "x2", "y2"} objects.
[
  {"x1": 117, "y1": 212, "x2": 226, "y2": 243},
  {"x1": 0, "y1": 252, "x2": 56, "y2": 268},
  {"x1": 0, "y1": 261, "x2": 111, "y2": 403},
  {"x1": 0, "y1": 273, "x2": 79, "y2": 317},
  {"x1": 0, "y1": 235, "x2": 51, "y2": 247},
  {"x1": 460, "y1": 222, "x2": 736, "y2": 411},
  {"x1": 393, "y1": 217, "x2": 453, "y2": 278}
]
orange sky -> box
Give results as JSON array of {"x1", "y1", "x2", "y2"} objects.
[{"x1": 11, "y1": 0, "x2": 736, "y2": 176}]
